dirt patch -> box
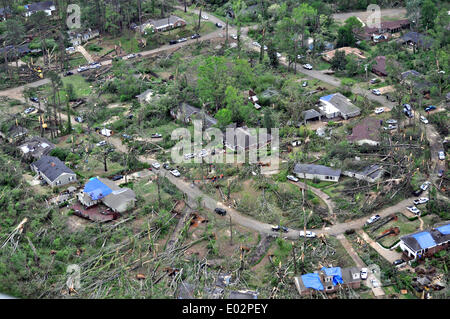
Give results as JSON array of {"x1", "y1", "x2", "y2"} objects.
[{"x1": 66, "y1": 215, "x2": 89, "y2": 232}]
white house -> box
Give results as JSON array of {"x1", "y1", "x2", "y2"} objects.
[
  {"x1": 319, "y1": 93, "x2": 361, "y2": 120},
  {"x1": 293, "y1": 163, "x2": 341, "y2": 182},
  {"x1": 343, "y1": 164, "x2": 384, "y2": 183},
  {"x1": 399, "y1": 224, "x2": 450, "y2": 260},
  {"x1": 24, "y1": 1, "x2": 56, "y2": 17},
  {"x1": 31, "y1": 156, "x2": 77, "y2": 188}
]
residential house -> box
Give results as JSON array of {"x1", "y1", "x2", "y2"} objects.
[
  {"x1": 24, "y1": 1, "x2": 56, "y2": 17},
  {"x1": 322, "y1": 47, "x2": 367, "y2": 62},
  {"x1": 302, "y1": 109, "x2": 322, "y2": 125},
  {"x1": 293, "y1": 163, "x2": 341, "y2": 182},
  {"x1": 0, "y1": 6, "x2": 11, "y2": 20},
  {"x1": 399, "y1": 223, "x2": 450, "y2": 260},
  {"x1": 171, "y1": 103, "x2": 217, "y2": 129},
  {"x1": 77, "y1": 177, "x2": 136, "y2": 213},
  {"x1": 136, "y1": 89, "x2": 154, "y2": 104},
  {"x1": 0, "y1": 44, "x2": 32, "y2": 61},
  {"x1": 372, "y1": 56, "x2": 387, "y2": 76},
  {"x1": 343, "y1": 164, "x2": 384, "y2": 183},
  {"x1": 355, "y1": 19, "x2": 410, "y2": 41},
  {"x1": 68, "y1": 29, "x2": 100, "y2": 46},
  {"x1": 5, "y1": 125, "x2": 28, "y2": 143},
  {"x1": 399, "y1": 31, "x2": 434, "y2": 50},
  {"x1": 18, "y1": 136, "x2": 55, "y2": 160},
  {"x1": 138, "y1": 15, "x2": 186, "y2": 33},
  {"x1": 347, "y1": 117, "x2": 381, "y2": 146},
  {"x1": 224, "y1": 124, "x2": 271, "y2": 152},
  {"x1": 318, "y1": 93, "x2": 361, "y2": 120},
  {"x1": 401, "y1": 70, "x2": 432, "y2": 94},
  {"x1": 31, "y1": 155, "x2": 77, "y2": 187},
  {"x1": 294, "y1": 267, "x2": 361, "y2": 296}
]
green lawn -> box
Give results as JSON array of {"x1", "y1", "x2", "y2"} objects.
[{"x1": 68, "y1": 53, "x2": 87, "y2": 68}]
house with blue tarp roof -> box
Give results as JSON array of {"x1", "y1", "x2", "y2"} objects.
[
  {"x1": 400, "y1": 223, "x2": 450, "y2": 260},
  {"x1": 318, "y1": 93, "x2": 360, "y2": 120},
  {"x1": 294, "y1": 267, "x2": 361, "y2": 296}
]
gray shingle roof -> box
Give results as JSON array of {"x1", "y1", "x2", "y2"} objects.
[
  {"x1": 25, "y1": 1, "x2": 54, "y2": 12},
  {"x1": 328, "y1": 93, "x2": 360, "y2": 116},
  {"x1": 294, "y1": 164, "x2": 341, "y2": 177},
  {"x1": 148, "y1": 15, "x2": 184, "y2": 29},
  {"x1": 302, "y1": 109, "x2": 321, "y2": 121},
  {"x1": 32, "y1": 155, "x2": 75, "y2": 182},
  {"x1": 177, "y1": 103, "x2": 218, "y2": 129}
]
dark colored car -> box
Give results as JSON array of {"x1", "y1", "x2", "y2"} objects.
[
  {"x1": 30, "y1": 97, "x2": 39, "y2": 103},
  {"x1": 64, "y1": 71, "x2": 74, "y2": 77},
  {"x1": 191, "y1": 33, "x2": 201, "y2": 39},
  {"x1": 215, "y1": 23, "x2": 223, "y2": 28},
  {"x1": 122, "y1": 134, "x2": 132, "y2": 139},
  {"x1": 163, "y1": 163, "x2": 171, "y2": 170},
  {"x1": 75, "y1": 117, "x2": 84, "y2": 123},
  {"x1": 272, "y1": 225, "x2": 289, "y2": 233},
  {"x1": 214, "y1": 208, "x2": 227, "y2": 216},
  {"x1": 438, "y1": 169, "x2": 444, "y2": 177},
  {"x1": 169, "y1": 40, "x2": 178, "y2": 45},
  {"x1": 393, "y1": 259, "x2": 405, "y2": 266},
  {"x1": 412, "y1": 189, "x2": 424, "y2": 197},
  {"x1": 424, "y1": 105, "x2": 436, "y2": 112},
  {"x1": 111, "y1": 175, "x2": 123, "y2": 181}
]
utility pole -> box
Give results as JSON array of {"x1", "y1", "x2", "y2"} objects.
[{"x1": 229, "y1": 215, "x2": 233, "y2": 245}]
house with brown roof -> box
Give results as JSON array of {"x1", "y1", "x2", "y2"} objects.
[
  {"x1": 355, "y1": 19, "x2": 411, "y2": 41},
  {"x1": 347, "y1": 117, "x2": 381, "y2": 146},
  {"x1": 322, "y1": 47, "x2": 366, "y2": 62},
  {"x1": 372, "y1": 56, "x2": 387, "y2": 76}
]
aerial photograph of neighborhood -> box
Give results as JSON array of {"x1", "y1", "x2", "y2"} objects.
[{"x1": 0, "y1": 0, "x2": 448, "y2": 302}]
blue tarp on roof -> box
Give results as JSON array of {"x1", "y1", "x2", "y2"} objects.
[
  {"x1": 412, "y1": 232, "x2": 436, "y2": 249},
  {"x1": 436, "y1": 224, "x2": 450, "y2": 235},
  {"x1": 321, "y1": 267, "x2": 344, "y2": 286},
  {"x1": 301, "y1": 273, "x2": 324, "y2": 291},
  {"x1": 320, "y1": 94, "x2": 335, "y2": 102},
  {"x1": 84, "y1": 177, "x2": 112, "y2": 200}
]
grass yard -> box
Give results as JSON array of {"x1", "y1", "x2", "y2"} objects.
[{"x1": 67, "y1": 53, "x2": 87, "y2": 68}]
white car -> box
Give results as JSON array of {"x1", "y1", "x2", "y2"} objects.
[
  {"x1": 438, "y1": 151, "x2": 445, "y2": 160},
  {"x1": 406, "y1": 206, "x2": 420, "y2": 215},
  {"x1": 252, "y1": 41, "x2": 261, "y2": 48},
  {"x1": 360, "y1": 268, "x2": 368, "y2": 280},
  {"x1": 420, "y1": 116, "x2": 428, "y2": 124},
  {"x1": 383, "y1": 124, "x2": 397, "y2": 131},
  {"x1": 77, "y1": 66, "x2": 89, "y2": 73},
  {"x1": 374, "y1": 107, "x2": 384, "y2": 114},
  {"x1": 198, "y1": 149, "x2": 208, "y2": 158},
  {"x1": 372, "y1": 89, "x2": 381, "y2": 96},
  {"x1": 299, "y1": 231, "x2": 316, "y2": 238},
  {"x1": 96, "y1": 141, "x2": 107, "y2": 147},
  {"x1": 24, "y1": 107, "x2": 36, "y2": 114},
  {"x1": 170, "y1": 169, "x2": 181, "y2": 177},
  {"x1": 152, "y1": 162, "x2": 160, "y2": 169},
  {"x1": 276, "y1": 52, "x2": 282, "y2": 58},
  {"x1": 303, "y1": 64, "x2": 313, "y2": 70},
  {"x1": 371, "y1": 278, "x2": 380, "y2": 288},
  {"x1": 366, "y1": 214, "x2": 380, "y2": 225},
  {"x1": 89, "y1": 62, "x2": 101, "y2": 69},
  {"x1": 386, "y1": 119, "x2": 397, "y2": 124},
  {"x1": 420, "y1": 181, "x2": 431, "y2": 191},
  {"x1": 287, "y1": 175, "x2": 299, "y2": 182},
  {"x1": 413, "y1": 197, "x2": 429, "y2": 205},
  {"x1": 202, "y1": 15, "x2": 208, "y2": 20},
  {"x1": 231, "y1": 34, "x2": 237, "y2": 40},
  {"x1": 184, "y1": 153, "x2": 195, "y2": 160}
]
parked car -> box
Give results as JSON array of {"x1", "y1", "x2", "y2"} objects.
[
  {"x1": 191, "y1": 33, "x2": 201, "y2": 39},
  {"x1": 413, "y1": 197, "x2": 429, "y2": 205},
  {"x1": 162, "y1": 163, "x2": 171, "y2": 170},
  {"x1": 198, "y1": 149, "x2": 208, "y2": 158},
  {"x1": 214, "y1": 207, "x2": 227, "y2": 216},
  {"x1": 152, "y1": 162, "x2": 160, "y2": 169},
  {"x1": 371, "y1": 278, "x2": 380, "y2": 288},
  {"x1": 215, "y1": 22, "x2": 222, "y2": 28},
  {"x1": 424, "y1": 105, "x2": 436, "y2": 112},
  {"x1": 272, "y1": 225, "x2": 288, "y2": 233},
  {"x1": 372, "y1": 89, "x2": 382, "y2": 96},
  {"x1": 406, "y1": 206, "x2": 420, "y2": 215},
  {"x1": 24, "y1": 107, "x2": 35, "y2": 114},
  {"x1": 75, "y1": 116, "x2": 84, "y2": 123},
  {"x1": 412, "y1": 189, "x2": 424, "y2": 197},
  {"x1": 89, "y1": 62, "x2": 101, "y2": 69},
  {"x1": 403, "y1": 103, "x2": 413, "y2": 118},
  {"x1": 383, "y1": 124, "x2": 397, "y2": 131},
  {"x1": 420, "y1": 181, "x2": 431, "y2": 191},
  {"x1": 151, "y1": 133, "x2": 162, "y2": 138},
  {"x1": 122, "y1": 133, "x2": 132, "y2": 139},
  {"x1": 231, "y1": 34, "x2": 237, "y2": 40},
  {"x1": 303, "y1": 64, "x2": 313, "y2": 70},
  {"x1": 252, "y1": 41, "x2": 261, "y2": 48},
  {"x1": 276, "y1": 52, "x2": 282, "y2": 58},
  {"x1": 286, "y1": 175, "x2": 299, "y2": 182},
  {"x1": 111, "y1": 175, "x2": 123, "y2": 181},
  {"x1": 370, "y1": 78, "x2": 380, "y2": 84},
  {"x1": 126, "y1": 53, "x2": 137, "y2": 59},
  {"x1": 30, "y1": 97, "x2": 39, "y2": 103},
  {"x1": 96, "y1": 140, "x2": 107, "y2": 147},
  {"x1": 438, "y1": 151, "x2": 445, "y2": 160},
  {"x1": 360, "y1": 268, "x2": 368, "y2": 280},
  {"x1": 177, "y1": 38, "x2": 187, "y2": 43},
  {"x1": 64, "y1": 71, "x2": 74, "y2": 77},
  {"x1": 305, "y1": 231, "x2": 316, "y2": 238},
  {"x1": 302, "y1": 81, "x2": 308, "y2": 87},
  {"x1": 169, "y1": 40, "x2": 178, "y2": 45},
  {"x1": 77, "y1": 66, "x2": 89, "y2": 73},
  {"x1": 202, "y1": 15, "x2": 209, "y2": 20},
  {"x1": 366, "y1": 214, "x2": 381, "y2": 225},
  {"x1": 374, "y1": 107, "x2": 384, "y2": 114},
  {"x1": 184, "y1": 153, "x2": 195, "y2": 160},
  {"x1": 170, "y1": 169, "x2": 181, "y2": 177},
  {"x1": 386, "y1": 119, "x2": 397, "y2": 125},
  {"x1": 420, "y1": 116, "x2": 429, "y2": 124},
  {"x1": 438, "y1": 169, "x2": 444, "y2": 178},
  {"x1": 393, "y1": 259, "x2": 406, "y2": 266}
]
